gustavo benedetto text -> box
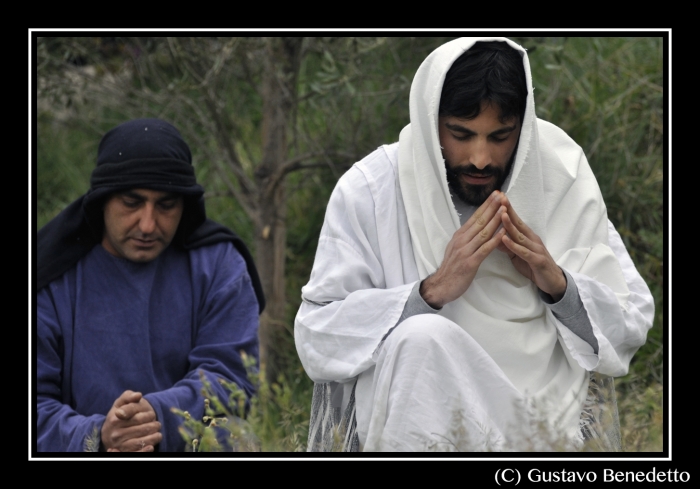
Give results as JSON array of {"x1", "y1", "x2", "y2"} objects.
[{"x1": 527, "y1": 468, "x2": 690, "y2": 483}]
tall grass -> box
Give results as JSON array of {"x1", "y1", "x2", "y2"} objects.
[{"x1": 174, "y1": 355, "x2": 310, "y2": 452}]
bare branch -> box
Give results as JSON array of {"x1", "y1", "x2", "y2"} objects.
[
  {"x1": 240, "y1": 42, "x2": 265, "y2": 98},
  {"x1": 175, "y1": 97, "x2": 258, "y2": 217},
  {"x1": 183, "y1": 118, "x2": 258, "y2": 220},
  {"x1": 264, "y1": 150, "x2": 356, "y2": 200},
  {"x1": 200, "y1": 95, "x2": 256, "y2": 195}
]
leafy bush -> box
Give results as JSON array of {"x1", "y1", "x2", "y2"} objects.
[{"x1": 174, "y1": 353, "x2": 311, "y2": 452}]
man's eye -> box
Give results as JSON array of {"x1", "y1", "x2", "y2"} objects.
[
  {"x1": 159, "y1": 201, "x2": 177, "y2": 210},
  {"x1": 491, "y1": 136, "x2": 508, "y2": 143},
  {"x1": 453, "y1": 133, "x2": 472, "y2": 141},
  {"x1": 123, "y1": 200, "x2": 140, "y2": 208}
]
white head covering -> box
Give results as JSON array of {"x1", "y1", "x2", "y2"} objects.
[{"x1": 398, "y1": 37, "x2": 630, "y2": 436}]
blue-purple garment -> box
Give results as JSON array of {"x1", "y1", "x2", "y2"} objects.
[{"x1": 37, "y1": 242, "x2": 260, "y2": 452}]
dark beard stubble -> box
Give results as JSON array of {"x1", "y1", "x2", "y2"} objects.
[{"x1": 444, "y1": 155, "x2": 516, "y2": 207}]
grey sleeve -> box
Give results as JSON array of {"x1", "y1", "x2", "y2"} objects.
[
  {"x1": 377, "y1": 281, "x2": 440, "y2": 348},
  {"x1": 539, "y1": 268, "x2": 599, "y2": 354},
  {"x1": 397, "y1": 280, "x2": 441, "y2": 324}
]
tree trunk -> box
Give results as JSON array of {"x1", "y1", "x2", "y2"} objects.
[{"x1": 255, "y1": 37, "x2": 303, "y2": 381}]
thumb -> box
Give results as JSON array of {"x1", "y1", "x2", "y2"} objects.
[{"x1": 114, "y1": 390, "x2": 143, "y2": 408}]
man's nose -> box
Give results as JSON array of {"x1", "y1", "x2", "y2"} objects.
[
  {"x1": 470, "y1": 141, "x2": 491, "y2": 169},
  {"x1": 138, "y1": 205, "x2": 157, "y2": 234}
]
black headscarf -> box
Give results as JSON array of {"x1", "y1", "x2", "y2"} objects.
[{"x1": 37, "y1": 118, "x2": 265, "y2": 313}]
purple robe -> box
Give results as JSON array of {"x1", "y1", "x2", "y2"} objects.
[{"x1": 37, "y1": 242, "x2": 259, "y2": 452}]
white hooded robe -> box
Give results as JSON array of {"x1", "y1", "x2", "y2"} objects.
[{"x1": 295, "y1": 37, "x2": 654, "y2": 452}]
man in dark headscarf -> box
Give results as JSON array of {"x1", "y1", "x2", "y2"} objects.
[{"x1": 37, "y1": 118, "x2": 265, "y2": 452}]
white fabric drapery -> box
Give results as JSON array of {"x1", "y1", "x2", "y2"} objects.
[
  {"x1": 398, "y1": 37, "x2": 630, "y2": 442},
  {"x1": 296, "y1": 37, "x2": 654, "y2": 451}
]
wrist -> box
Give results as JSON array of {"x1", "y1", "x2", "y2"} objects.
[
  {"x1": 548, "y1": 270, "x2": 567, "y2": 303},
  {"x1": 419, "y1": 277, "x2": 445, "y2": 309}
]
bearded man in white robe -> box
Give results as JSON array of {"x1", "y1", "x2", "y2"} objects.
[{"x1": 294, "y1": 38, "x2": 654, "y2": 452}]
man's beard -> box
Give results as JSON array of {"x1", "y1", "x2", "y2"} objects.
[{"x1": 445, "y1": 158, "x2": 514, "y2": 207}]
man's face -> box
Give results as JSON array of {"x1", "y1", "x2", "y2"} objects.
[
  {"x1": 439, "y1": 102, "x2": 521, "y2": 206},
  {"x1": 102, "y1": 188, "x2": 184, "y2": 262}
]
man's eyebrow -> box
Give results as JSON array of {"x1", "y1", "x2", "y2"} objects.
[
  {"x1": 489, "y1": 125, "x2": 517, "y2": 136},
  {"x1": 445, "y1": 123, "x2": 476, "y2": 135}
]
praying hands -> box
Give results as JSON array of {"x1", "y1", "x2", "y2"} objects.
[
  {"x1": 498, "y1": 194, "x2": 567, "y2": 301},
  {"x1": 101, "y1": 390, "x2": 162, "y2": 452}
]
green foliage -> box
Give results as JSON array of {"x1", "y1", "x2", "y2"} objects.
[
  {"x1": 618, "y1": 381, "x2": 663, "y2": 452},
  {"x1": 175, "y1": 353, "x2": 312, "y2": 452},
  {"x1": 36, "y1": 117, "x2": 95, "y2": 229}
]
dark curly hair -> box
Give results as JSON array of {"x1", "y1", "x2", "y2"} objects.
[{"x1": 439, "y1": 41, "x2": 528, "y2": 123}]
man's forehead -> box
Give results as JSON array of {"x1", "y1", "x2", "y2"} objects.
[{"x1": 117, "y1": 188, "x2": 183, "y2": 200}]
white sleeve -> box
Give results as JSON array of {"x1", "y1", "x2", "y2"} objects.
[
  {"x1": 294, "y1": 167, "x2": 414, "y2": 384},
  {"x1": 556, "y1": 220, "x2": 655, "y2": 375}
]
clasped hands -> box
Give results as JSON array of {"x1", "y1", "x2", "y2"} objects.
[
  {"x1": 420, "y1": 190, "x2": 566, "y2": 309},
  {"x1": 101, "y1": 390, "x2": 162, "y2": 452}
]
